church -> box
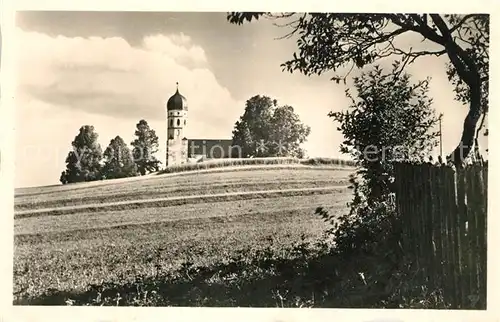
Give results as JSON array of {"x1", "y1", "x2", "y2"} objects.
[{"x1": 165, "y1": 83, "x2": 234, "y2": 166}]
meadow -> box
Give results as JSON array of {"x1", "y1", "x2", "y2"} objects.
[{"x1": 14, "y1": 163, "x2": 359, "y2": 306}]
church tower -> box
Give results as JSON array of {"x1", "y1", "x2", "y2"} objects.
[{"x1": 166, "y1": 82, "x2": 188, "y2": 166}]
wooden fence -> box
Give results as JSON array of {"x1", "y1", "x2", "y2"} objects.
[{"x1": 393, "y1": 162, "x2": 488, "y2": 309}]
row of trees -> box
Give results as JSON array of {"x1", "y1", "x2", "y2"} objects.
[
  {"x1": 59, "y1": 120, "x2": 161, "y2": 184},
  {"x1": 59, "y1": 97, "x2": 312, "y2": 185}
]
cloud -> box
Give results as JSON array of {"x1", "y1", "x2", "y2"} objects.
[
  {"x1": 16, "y1": 28, "x2": 242, "y2": 124},
  {"x1": 142, "y1": 33, "x2": 208, "y2": 64},
  {"x1": 15, "y1": 28, "x2": 244, "y2": 187}
]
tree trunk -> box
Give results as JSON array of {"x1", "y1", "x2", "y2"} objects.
[{"x1": 448, "y1": 83, "x2": 482, "y2": 167}]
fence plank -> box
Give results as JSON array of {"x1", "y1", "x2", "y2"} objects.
[
  {"x1": 446, "y1": 166, "x2": 460, "y2": 308},
  {"x1": 477, "y1": 165, "x2": 487, "y2": 309},
  {"x1": 456, "y1": 168, "x2": 468, "y2": 307},
  {"x1": 415, "y1": 165, "x2": 425, "y2": 279},
  {"x1": 465, "y1": 166, "x2": 479, "y2": 308},
  {"x1": 395, "y1": 163, "x2": 409, "y2": 252},
  {"x1": 431, "y1": 165, "x2": 444, "y2": 292},
  {"x1": 424, "y1": 164, "x2": 435, "y2": 287},
  {"x1": 438, "y1": 165, "x2": 451, "y2": 306}
]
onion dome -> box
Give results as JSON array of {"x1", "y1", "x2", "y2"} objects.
[{"x1": 167, "y1": 82, "x2": 188, "y2": 111}]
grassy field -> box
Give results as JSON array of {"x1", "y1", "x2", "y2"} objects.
[{"x1": 14, "y1": 164, "x2": 355, "y2": 305}]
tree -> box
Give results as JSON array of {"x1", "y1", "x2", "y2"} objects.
[
  {"x1": 60, "y1": 125, "x2": 103, "y2": 184},
  {"x1": 269, "y1": 105, "x2": 311, "y2": 157},
  {"x1": 130, "y1": 119, "x2": 161, "y2": 175},
  {"x1": 326, "y1": 64, "x2": 439, "y2": 257},
  {"x1": 231, "y1": 120, "x2": 254, "y2": 158},
  {"x1": 231, "y1": 95, "x2": 311, "y2": 158},
  {"x1": 227, "y1": 13, "x2": 489, "y2": 166},
  {"x1": 232, "y1": 95, "x2": 275, "y2": 157},
  {"x1": 332, "y1": 63, "x2": 439, "y2": 203},
  {"x1": 102, "y1": 136, "x2": 137, "y2": 180}
]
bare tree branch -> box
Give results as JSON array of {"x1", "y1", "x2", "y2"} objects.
[{"x1": 273, "y1": 13, "x2": 305, "y2": 40}]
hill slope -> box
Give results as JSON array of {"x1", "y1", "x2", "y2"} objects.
[{"x1": 13, "y1": 165, "x2": 354, "y2": 304}]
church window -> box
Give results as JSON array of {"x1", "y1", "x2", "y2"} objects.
[
  {"x1": 184, "y1": 120, "x2": 187, "y2": 126},
  {"x1": 170, "y1": 119, "x2": 173, "y2": 127},
  {"x1": 177, "y1": 119, "x2": 180, "y2": 126},
  {"x1": 177, "y1": 129, "x2": 180, "y2": 136}
]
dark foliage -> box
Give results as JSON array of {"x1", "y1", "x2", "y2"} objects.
[
  {"x1": 101, "y1": 136, "x2": 138, "y2": 180},
  {"x1": 130, "y1": 119, "x2": 161, "y2": 175},
  {"x1": 319, "y1": 64, "x2": 438, "y2": 260},
  {"x1": 331, "y1": 63, "x2": 439, "y2": 201},
  {"x1": 60, "y1": 125, "x2": 103, "y2": 184},
  {"x1": 232, "y1": 95, "x2": 311, "y2": 158},
  {"x1": 311, "y1": 65, "x2": 441, "y2": 306}
]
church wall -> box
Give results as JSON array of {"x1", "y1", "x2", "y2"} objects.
[{"x1": 188, "y1": 139, "x2": 236, "y2": 159}]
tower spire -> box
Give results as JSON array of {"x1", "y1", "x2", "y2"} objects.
[{"x1": 176, "y1": 82, "x2": 179, "y2": 92}]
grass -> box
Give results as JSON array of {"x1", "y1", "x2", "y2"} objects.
[
  {"x1": 15, "y1": 162, "x2": 353, "y2": 211},
  {"x1": 14, "y1": 165, "x2": 355, "y2": 305},
  {"x1": 158, "y1": 157, "x2": 356, "y2": 174}
]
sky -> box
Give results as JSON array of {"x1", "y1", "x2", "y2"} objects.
[{"x1": 13, "y1": 11, "x2": 488, "y2": 188}]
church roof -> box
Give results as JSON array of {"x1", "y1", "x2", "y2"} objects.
[{"x1": 167, "y1": 83, "x2": 188, "y2": 111}]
